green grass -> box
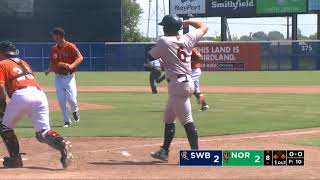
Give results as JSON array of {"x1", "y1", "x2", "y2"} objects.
[
  {"x1": 14, "y1": 92, "x2": 320, "y2": 138},
  {"x1": 35, "y1": 71, "x2": 320, "y2": 86},
  {"x1": 291, "y1": 138, "x2": 320, "y2": 147}
]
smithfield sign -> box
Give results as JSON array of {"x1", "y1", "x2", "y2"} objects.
[
  {"x1": 170, "y1": 0, "x2": 206, "y2": 15},
  {"x1": 206, "y1": 0, "x2": 257, "y2": 17}
]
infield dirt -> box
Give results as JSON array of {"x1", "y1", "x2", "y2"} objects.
[{"x1": 0, "y1": 85, "x2": 319, "y2": 179}]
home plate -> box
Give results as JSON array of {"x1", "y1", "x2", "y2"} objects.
[{"x1": 0, "y1": 158, "x2": 28, "y2": 162}]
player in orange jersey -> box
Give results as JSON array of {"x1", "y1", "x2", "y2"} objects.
[
  {"x1": 0, "y1": 41, "x2": 73, "y2": 169},
  {"x1": 191, "y1": 48, "x2": 209, "y2": 111},
  {"x1": 45, "y1": 27, "x2": 83, "y2": 127}
]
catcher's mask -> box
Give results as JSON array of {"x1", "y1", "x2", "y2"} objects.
[{"x1": 0, "y1": 41, "x2": 19, "y2": 57}]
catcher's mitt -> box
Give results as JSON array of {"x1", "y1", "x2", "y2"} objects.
[
  {"x1": 191, "y1": 48, "x2": 203, "y2": 63},
  {"x1": 56, "y1": 62, "x2": 70, "y2": 75}
]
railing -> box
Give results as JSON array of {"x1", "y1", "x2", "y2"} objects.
[
  {"x1": 16, "y1": 42, "x2": 105, "y2": 71},
  {"x1": 14, "y1": 41, "x2": 320, "y2": 72}
]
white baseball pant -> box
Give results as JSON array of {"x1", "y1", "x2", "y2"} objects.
[
  {"x1": 55, "y1": 73, "x2": 78, "y2": 123},
  {"x1": 164, "y1": 75, "x2": 195, "y2": 125},
  {"x1": 192, "y1": 68, "x2": 202, "y2": 94},
  {"x1": 2, "y1": 87, "x2": 50, "y2": 133}
]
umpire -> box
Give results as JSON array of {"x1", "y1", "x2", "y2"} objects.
[{"x1": 144, "y1": 58, "x2": 165, "y2": 94}]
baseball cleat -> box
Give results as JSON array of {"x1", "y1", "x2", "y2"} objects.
[
  {"x1": 63, "y1": 122, "x2": 71, "y2": 128},
  {"x1": 150, "y1": 147, "x2": 169, "y2": 161},
  {"x1": 2, "y1": 155, "x2": 23, "y2": 168},
  {"x1": 60, "y1": 141, "x2": 73, "y2": 169},
  {"x1": 73, "y1": 112, "x2": 80, "y2": 123},
  {"x1": 199, "y1": 105, "x2": 210, "y2": 112}
]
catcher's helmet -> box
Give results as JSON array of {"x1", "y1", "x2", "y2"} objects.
[
  {"x1": 0, "y1": 41, "x2": 19, "y2": 57},
  {"x1": 159, "y1": 15, "x2": 183, "y2": 33}
]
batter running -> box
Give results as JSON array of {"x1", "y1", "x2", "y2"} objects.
[
  {"x1": 0, "y1": 41, "x2": 73, "y2": 168},
  {"x1": 45, "y1": 27, "x2": 83, "y2": 128},
  {"x1": 149, "y1": 15, "x2": 208, "y2": 161}
]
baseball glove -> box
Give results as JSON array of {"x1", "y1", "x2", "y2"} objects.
[
  {"x1": 191, "y1": 48, "x2": 203, "y2": 63},
  {"x1": 56, "y1": 62, "x2": 70, "y2": 75}
]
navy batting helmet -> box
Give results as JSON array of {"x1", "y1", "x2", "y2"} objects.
[
  {"x1": 0, "y1": 41, "x2": 19, "y2": 57},
  {"x1": 159, "y1": 15, "x2": 183, "y2": 33}
]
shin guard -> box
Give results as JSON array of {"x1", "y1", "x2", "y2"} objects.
[
  {"x1": 1, "y1": 130, "x2": 20, "y2": 158},
  {"x1": 1, "y1": 130, "x2": 23, "y2": 168}
]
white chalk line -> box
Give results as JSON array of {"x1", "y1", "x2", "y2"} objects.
[
  {"x1": 0, "y1": 158, "x2": 28, "y2": 162},
  {"x1": 85, "y1": 129, "x2": 320, "y2": 154}
]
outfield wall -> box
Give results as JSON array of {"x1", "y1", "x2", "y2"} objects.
[{"x1": 15, "y1": 41, "x2": 320, "y2": 71}]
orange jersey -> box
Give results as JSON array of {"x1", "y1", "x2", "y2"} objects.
[
  {"x1": 191, "y1": 62, "x2": 201, "y2": 69},
  {"x1": 0, "y1": 59, "x2": 39, "y2": 97},
  {"x1": 191, "y1": 48, "x2": 202, "y2": 69},
  {"x1": 51, "y1": 41, "x2": 82, "y2": 73}
]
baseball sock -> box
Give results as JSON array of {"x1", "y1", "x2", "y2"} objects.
[
  {"x1": 162, "y1": 123, "x2": 175, "y2": 152},
  {"x1": 184, "y1": 123, "x2": 199, "y2": 150},
  {"x1": 194, "y1": 92, "x2": 208, "y2": 106}
]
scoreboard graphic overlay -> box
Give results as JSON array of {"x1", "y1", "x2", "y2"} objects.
[{"x1": 179, "y1": 150, "x2": 304, "y2": 166}]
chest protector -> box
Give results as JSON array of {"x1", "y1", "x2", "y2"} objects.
[{"x1": 9, "y1": 58, "x2": 33, "y2": 81}]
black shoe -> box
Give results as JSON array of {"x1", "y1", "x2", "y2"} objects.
[
  {"x1": 73, "y1": 112, "x2": 80, "y2": 123},
  {"x1": 150, "y1": 147, "x2": 169, "y2": 161},
  {"x1": 199, "y1": 105, "x2": 210, "y2": 112},
  {"x1": 3, "y1": 155, "x2": 23, "y2": 168},
  {"x1": 63, "y1": 122, "x2": 71, "y2": 128}
]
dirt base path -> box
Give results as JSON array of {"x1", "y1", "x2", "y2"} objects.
[
  {"x1": 44, "y1": 85, "x2": 320, "y2": 94},
  {"x1": 0, "y1": 128, "x2": 319, "y2": 179}
]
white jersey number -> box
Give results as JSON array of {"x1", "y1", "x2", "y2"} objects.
[
  {"x1": 13, "y1": 67, "x2": 34, "y2": 81},
  {"x1": 177, "y1": 47, "x2": 187, "y2": 62}
]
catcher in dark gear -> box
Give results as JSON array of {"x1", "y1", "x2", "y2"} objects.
[{"x1": 0, "y1": 41, "x2": 73, "y2": 169}]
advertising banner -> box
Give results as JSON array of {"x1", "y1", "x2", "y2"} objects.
[
  {"x1": 197, "y1": 43, "x2": 262, "y2": 71},
  {"x1": 170, "y1": 0, "x2": 206, "y2": 15},
  {"x1": 308, "y1": 0, "x2": 320, "y2": 11},
  {"x1": 206, "y1": 0, "x2": 256, "y2": 17},
  {"x1": 257, "y1": 0, "x2": 307, "y2": 14}
]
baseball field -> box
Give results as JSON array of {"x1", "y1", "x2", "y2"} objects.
[{"x1": 1, "y1": 71, "x2": 320, "y2": 179}]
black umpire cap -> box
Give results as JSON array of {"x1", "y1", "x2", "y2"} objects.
[
  {"x1": 0, "y1": 41, "x2": 19, "y2": 57},
  {"x1": 159, "y1": 15, "x2": 183, "y2": 32}
]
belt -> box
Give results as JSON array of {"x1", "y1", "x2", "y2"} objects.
[
  {"x1": 167, "y1": 74, "x2": 189, "y2": 83},
  {"x1": 17, "y1": 86, "x2": 42, "y2": 91},
  {"x1": 56, "y1": 72, "x2": 73, "y2": 76}
]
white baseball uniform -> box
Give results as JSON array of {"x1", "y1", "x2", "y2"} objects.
[
  {"x1": 51, "y1": 41, "x2": 81, "y2": 124},
  {"x1": 192, "y1": 68, "x2": 202, "y2": 94},
  {"x1": 149, "y1": 29, "x2": 205, "y2": 125},
  {"x1": 55, "y1": 74, "x2": 78, "y2": 123},
  {"x1": 3, "y1": 87, "x2": 50, "y2": 132},
  {"x1": 0, "y1": 59, "x2": 50, "y2": 134}
]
